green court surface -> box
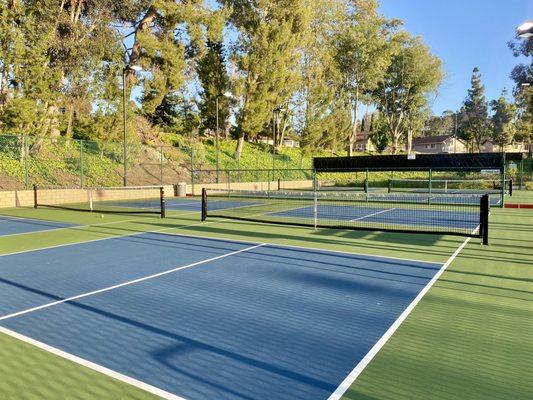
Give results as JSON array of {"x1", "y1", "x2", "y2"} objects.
[{"x1": 0, "y1": 199, "x2": 531, "y2": 400}]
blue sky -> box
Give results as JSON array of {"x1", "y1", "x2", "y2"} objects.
[{"x1": 379, "y1": 0, "x2": 533, "y2": 115}]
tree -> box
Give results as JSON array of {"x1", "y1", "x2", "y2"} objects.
[
  {"x1": 461, "y1": 67, "x2": 490, "y2": 152},
  {"x1": 424, "y1": 111, "x2": 456, "y2": 137},
  {"x1": 222, "y1": 0, "x2": 311, "y2": 158},
  {"x1": 332, "y1": 0, "x2": 394, "y2": 156},
  {"x1": 297, "y1": 0, "x2": 349, "y2": 153},
  {"x1": 490, "y1": 89, "x2": 516, "y2": 148},
  {"x1": 197, "y1": 38, "x2": 231, "y2": 136},
  {"x1": 369, "y1": 111, "x2": 389, "y2": 153},
  {"x1": 372, "y1": 33, "x2": 442, "y2": 153},
  {"x1": 508, "y1": 31, "x2": 532, "y2": 152}
]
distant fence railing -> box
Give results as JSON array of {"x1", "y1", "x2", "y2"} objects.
[{"x1": 0, "y1": 134, "x2": 315, "y2": 190}]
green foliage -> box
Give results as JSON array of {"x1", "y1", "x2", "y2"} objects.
[
  {"x1": 460, "y1": 67, "x2": 490, "y2": 151},
  {"x1": 369, "y1": 112, "x2": 390, "y2": 153},
  {"x1": 332, "y1": 0, "x2": 394, "y2": 155},
  {"x1": 197, "y1": 39, "x2": 231, "y2": 133},
  {"x1": 372, "y1": 34, "x2": 443, "y2": 153},
  {"x1": 490, "y1": 90, "x2": 517, "y2": 147}
]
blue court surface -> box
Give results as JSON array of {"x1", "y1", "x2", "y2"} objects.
[
  {"x1": 0, "y1": 232, "x2": 442, "y2": 400},
  {"x1": 0, "y1": 215, "x2": 77, "y2": 237},
  {"x1": 165, "y1": 197, "x2": 260, "y2": 212},
  {"x1": 271, "y1": 204, "x2": 480, "y2": 230}
]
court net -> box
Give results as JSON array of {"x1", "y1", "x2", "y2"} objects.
[
  {"x1": 387, "y1": 178, "x2": 508, "y2": 195},
  {"x1": 34, "y1": 185, "x2": 166, "y2": 217},
  {"x1": 201, "y1": 188, "x2": 489, "y2": 243}
]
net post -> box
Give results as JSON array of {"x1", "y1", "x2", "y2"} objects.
[
  {"x1": 313, "y1": 188, "x2": 318, "y2": 230},
  {"x1": 500, "y1": 164, "x2": 505, "y2": 207},
  {"x1": 160, "y1": 187, "x2": 166, "y2": 218},
  {"x1": 480, "y1": 194, "x2": 489, "y2": 245},
  {"x1": 33, "y1": 184, "x2": 38, "y2": 208},
  {"x1": 160, "y1": 146, "x2": 164, "y2": 185},
  {"x1": 508, "y1": 178, "x2": 513, "y2": 197},
  {"x1": 201, "y1": 188, "x2": 207, "y2": 222},
  {"x1": 88, "y1": 188, "x2": 94, "y2": 212},
  {"x1": 428, "y1": 169, "x2": 432, "y2": 205},
  {"x1": 387, "y1": 178, "x2": 392, "y2": 193},
  {"x1": 278, "y1": 178, "x2": 281, "y2": 191},
  {"x1": 79, "y1": 139, "x2": 84, "y2": 188}
]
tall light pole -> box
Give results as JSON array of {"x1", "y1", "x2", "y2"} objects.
[
  {"x1": 517, "y1": 21, "x2": 533, "y2": 158},
  {"x1": 122, "y1": 64, "x2": 142, "y2": 187},
  {"x1": 215, "y1": 91, "x2": 233, "y2": 183},
  {"x1": 272, "y1": 106, "x2": 282, "y2": 172},
  {"x1": 517, "y1": 21, "x2": 533, "y2": 38}
]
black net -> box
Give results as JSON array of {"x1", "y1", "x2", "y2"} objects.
[
  {"x1": 34, "y1": 185, "x2": 165, "y2": 217},
  {"x1": 202, "y1": 189, "x2": 488, "y2": 238}
]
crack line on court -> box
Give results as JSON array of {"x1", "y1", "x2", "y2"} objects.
[{"x1": 0, "y1": 243, "x2": 266, "y2": 321}]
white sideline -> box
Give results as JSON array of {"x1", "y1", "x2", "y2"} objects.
[
  {"x1": 0, "y1": 326, "x2": 186, "y2": 400},
  {"x1": 349, "y1": 208, "x2": 395, "y2": 222},
  {"x1": 327, "y1": 235, "x2": 472, "y2": 400},
  {"x1": 0, "y1": 210, "x2": 197, "y2": 238},
  {"x1": 0, "y1": 216, "x2": 216, "y2": 258},
  {"x1": 0, "y1": 243, "x2": 265, "y2": 321}
]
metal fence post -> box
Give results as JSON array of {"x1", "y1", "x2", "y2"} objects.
[
  {"x1": 79, "y1": 139, "x2": 84, "y2": 188},
  {"x1": 160, "y1": 146, "x2": 164, "y2": 185},
  {"x1": 23, "y1": 136, "x2": 29, "y2": 189}
]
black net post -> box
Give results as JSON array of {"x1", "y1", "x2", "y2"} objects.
[
  {"x1": 480, "y1": 194, "x2": 489, "y2": 245},
  {"x1": 278, "y1": 178, "x2": 281, "y2": 191},
  {"x1": 508, "y1": 178, "x2": 513, "y2": 197},
  {"x1": 201, "y1": 188, "x2": 207, "y2": 221},
  {"x1": 387, "y1": 179, "x2": 392, "y2": 193},
  {"x1": 33, "y1": 184, "x2": 38, "y2": 208},
  {"x1": 160, "y1": 187, "x2": 166, "y2": 218}
]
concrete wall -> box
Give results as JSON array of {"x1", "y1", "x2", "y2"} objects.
[
  {"x1": 189, "y1": 180, "x2": 313, "y2": 196},
  {"x1": 0, "y1": 182, "x2": 313, "y2": 209}
]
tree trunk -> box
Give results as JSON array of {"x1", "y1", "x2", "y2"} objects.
[
  {"x1": 234, "y1": 135, "x2": 245, "y2": 160},
  {"x1": 349, "y1": 87, "x2": 360, "y2": 157},
  {"x1": 392, "y1": 132, "x2": 399, "y2": 154},
  {"x1": 65, "y1": 104, "x2": 75, "y2": 138}
]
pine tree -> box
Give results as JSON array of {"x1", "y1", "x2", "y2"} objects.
[
  {"x1": 197, "y1": 39, "x2": 231, "y2": 135},
  {"x1": 490, "y1": 89, "x2": 516, "y2": 148},
  {"x1": 462, "y1": 67, "x2": 490, "y2": 152}
]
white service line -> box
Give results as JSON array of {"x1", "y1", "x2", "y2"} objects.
[
  {"x1": 0, "y1": 210, "x2": 198, "y2": 238},
  {"x1": 349, "y1": 208, "x2": 395, "y2": 222},
  {"x1": 0, "y1": 218, "x2": 220, "y2": 258},
  {"x1": 0, "y1": 243, "x2": 265, "y2": 321},
  {"x1": 327, "y1": 235, "x2": 472, "y2": 400},
  {"x1": 0, "y1": 326, "x2": 186, "y2": 400}
]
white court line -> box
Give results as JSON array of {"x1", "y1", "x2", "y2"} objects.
[
  {"x1": 0, "y1": 217, "x2": 219, "y2": 258},
  {"x1": 327, "y1": 235, "x2": 472, "y2": 400},
  {"x1": 349, "y1": 208, "x2": 395, "y2": 222},
  {"x1": 0, "y1": 326, "x2": 185, "y2": 400},
  {"x1": 0, "y1": 214, "x2": 36, "y2": 222},
  {"x1": 159, "y1": 230, "x2": 444, "y2": 265},
  {"x1": 0, "y1": 243, "x2": 265, "y2": 321},
  {"x1": 0, "y1": 210, "x2": 197, "y2": 239}
]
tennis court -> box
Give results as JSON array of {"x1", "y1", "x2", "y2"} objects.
[
  {"x1": 0, "y1": 215, "x2": 77, "y2": 237},
  {"x1": 0, "y1": 186, "x2": 531, "y2": 400},
  {"x1": 0, "y1": 231, "x2": 443, "y2": 400}
]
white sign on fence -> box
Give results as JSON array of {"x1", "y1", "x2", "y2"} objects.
[{"x1": 480, "y1": 169, "x2": 500, "y2": 175}]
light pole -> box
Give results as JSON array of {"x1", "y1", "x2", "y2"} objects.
[
  {"x1": 215, "y1": 91, "x2": 233, "y2": 183},
  {"x1": 517, "y1": 21, "x2": 533, "y2": 38},
  {"x1": 122, "y1": 64, "x2": 142, "y2": 186},
  {"x1": 517, "y1": 22, "x2": 533, "y2": 158},
  {"x1": 272, "y1": 106, "x2": 282, "y2": 172}
]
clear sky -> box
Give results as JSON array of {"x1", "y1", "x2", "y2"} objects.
[{"x1": 379, "y1": 0, "x2": 533, "y2": 115}]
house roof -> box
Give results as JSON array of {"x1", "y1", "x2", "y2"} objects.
[{"x1": 413, "y1": 135, "x2": 458, "y2": 145}]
